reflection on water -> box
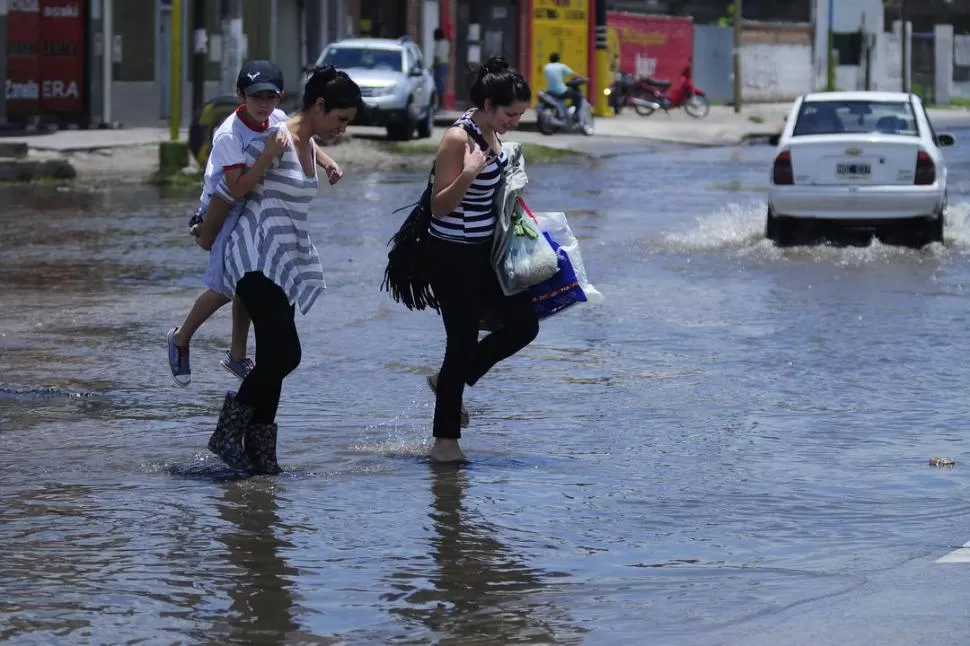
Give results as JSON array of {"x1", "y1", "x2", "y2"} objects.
[
  {"x1": 3, "y1": 133, "x2": 970, "y2": 643},
  {"x1": 388, "y1": 466, "x2": 585, "y2": 645},
  {"x1": 214, "y1": 483, "x2": 300, "y2": 645}
]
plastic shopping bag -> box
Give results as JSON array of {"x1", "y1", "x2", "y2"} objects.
[
  {"x1": 501, "y1": 198, "x2": 559, "y2": 292},
  {"x1": 529, "y1": 232, "x2": 587, "y2": 320},
  {"x1": 532, "y1": 211, "x2": 604, "y2": 304}
]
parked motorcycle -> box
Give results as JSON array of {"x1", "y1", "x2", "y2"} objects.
[
  {"x1": 605, "y1": 70, "x2": 637, "y2": 114},
  {"x1": 630, "y1": 64, "x2": 710, "y2": 119},
  {"x1": 536, "y1": 78, "x2": 595, "y2": 136}
]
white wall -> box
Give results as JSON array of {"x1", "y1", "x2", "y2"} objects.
[
  {"x1": 813, "y1": 0, "x2": 885, "y2": 90},
  {"x1": 742, "y1": 43, "x2": 813, "y2": 101}
]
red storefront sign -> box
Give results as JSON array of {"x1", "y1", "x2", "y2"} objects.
[
  {"x1": 6, "y1": 0, "x2": 41, "y2": 115},
  {"x1": 606, "y1": 12, "x2": 693, "y2": 83},
  {"x1": 40, "y1": 1, "x2": 85, "y2": 113},
  {"x1": 6, "y1": 0, "x2": 85, "y2": 117}
]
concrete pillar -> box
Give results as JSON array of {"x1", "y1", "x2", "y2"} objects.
[
  {"x1": 934, "y1": 23, "x2": 953, "y2": 105},
  {"x1": 219, "y1": 0, "x2": 243, "y2": 95},
  {"x1": 892, "y1": 20, "x2": 912, "y2": 93}
]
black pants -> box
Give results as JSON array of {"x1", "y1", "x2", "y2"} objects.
[
  {"x1": 429, "y1": 237, "x2": 539, "y2": 439},
  {"x1": 235, "y1": 272, "x2": 302, "y2": 423}
]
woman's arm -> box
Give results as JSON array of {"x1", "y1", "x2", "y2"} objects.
[{"x1": 430, "y1": 129, "x2": 489, "y2": 218}]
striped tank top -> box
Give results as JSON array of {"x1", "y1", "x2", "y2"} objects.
[
  {"x1": 214, "y1": 123, "x2": 326, "y2": 315},
  {"x1": 429, "y1": 110, "x2": 508, "y2": 244}
]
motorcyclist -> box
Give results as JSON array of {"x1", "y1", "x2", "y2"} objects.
[{"x1": 543, "y1": 52, "x2": 586, "y2": 122}]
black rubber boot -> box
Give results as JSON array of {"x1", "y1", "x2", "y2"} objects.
[
  {"x1": 207, "y1": 392, "x2": 255, "y2": 472},
  {"x1": 245, "y1": 421, "x2": 282, "y2": 475}
]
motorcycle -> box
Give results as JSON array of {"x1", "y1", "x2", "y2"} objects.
[
  {"x1": 604, "y1": 70, "x2": 637, "y2": 115},
  {"x1": 536, "y1": 78, "x2": 595, "y2": 136},
  {"x1": 630, "y1": 64, "x2": 710, "y2": 119}
]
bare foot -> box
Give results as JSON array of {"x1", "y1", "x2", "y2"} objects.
[
  {"x1": 427, "y1": 373, "x2": 470, "y2": 427},
  {"x1": 430, "y1": 438, "x2": 466, "y2": 463}
]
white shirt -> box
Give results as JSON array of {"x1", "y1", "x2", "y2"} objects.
[
  {"x1": 434, "y1": 39, "x2": 450, "y2": 65},
  {"x1": 199, "y1": 107, "x2": 288, "y2": 215}
]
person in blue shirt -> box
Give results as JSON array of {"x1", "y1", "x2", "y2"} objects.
[{"x1": 542, "y1": 52, "x2": 587, "y2": 122}]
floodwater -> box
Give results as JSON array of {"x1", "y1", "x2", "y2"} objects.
[{"x1": 3, "y1": 131, "x2": 970, "y2": 645}]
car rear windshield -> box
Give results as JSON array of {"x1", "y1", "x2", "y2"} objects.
[
  {"x1": 792, "y1": 100, "x2": 919, "y2": 137},
  {"x1": 320, "y1": 47, "x2": 402, "y2": 72}
]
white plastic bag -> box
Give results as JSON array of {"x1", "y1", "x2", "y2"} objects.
[
  {"x1": 532, "y1": 211, "x2": 604, "y2": 304},
  {"x1": 501, "y1": 200, "x2": 559, "y2": 291}
]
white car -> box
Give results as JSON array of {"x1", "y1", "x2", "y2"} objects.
[
  {"x1": 315, "y1": 37, "x2": 436, "y2": 141},
  {"x1": 767, "y1": 91, "x2": 955, "y2": 247}
]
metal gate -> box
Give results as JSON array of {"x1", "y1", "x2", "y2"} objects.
[
  {"x1": 955, "y1": 33, "x2": 970, "y2": 100},
  {"x1": 692, "y1": 25, "x2": 733, "y2": 105}
]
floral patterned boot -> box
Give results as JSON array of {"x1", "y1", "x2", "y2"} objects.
[
  {"x1": 207, "y1": 392, "x2": 255, "y2": 472},
  {"x1": 245, "y1": 421, "x2": 282, "y2": 475}
]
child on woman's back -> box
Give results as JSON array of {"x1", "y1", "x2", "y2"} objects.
[{"x1": 167, "y1": 59, "x2": 343, "y2": 386}]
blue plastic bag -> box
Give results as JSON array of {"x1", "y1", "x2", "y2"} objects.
[{"x1": 529, "y1": 232, "x2": 587, "y2": 320}]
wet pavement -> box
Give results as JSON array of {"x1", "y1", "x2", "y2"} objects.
[{"x1": 2, "y1": 132, "x2": 970, "y2": 645}]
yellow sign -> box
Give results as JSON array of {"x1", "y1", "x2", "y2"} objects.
[{"x1": 531, "y1": 0, "x2": 589, "y2": 93}]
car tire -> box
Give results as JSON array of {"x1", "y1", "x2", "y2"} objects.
[
  {"x1": 386, "y1": 122, "x2": 412, "y2": 141},
  {"x1": 766, "y1": 207, "x2": 797, "y2": 247},
  {"x1": 927, "y1": 209, "x2": 944, "y2": 245},
  {"x1": 416, "y1": 100, "x2": 434, "y2": 139}
]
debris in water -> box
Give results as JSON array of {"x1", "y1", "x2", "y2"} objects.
[{"x1": 929, "y1": 457, "x2": 957, "y2": 467}]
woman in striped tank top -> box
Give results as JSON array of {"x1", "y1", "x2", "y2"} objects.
[
  {"x1": 206, "y1": 67, "x2": 363, "y2": 475},
  {"x1": 426, "y1": 57, "x2": 539, "y2": 463}
]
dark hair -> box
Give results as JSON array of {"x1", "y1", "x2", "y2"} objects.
[
  {"x1": 549, "y1": 52, "x2": 560, "y2": 63},
  {"x1": 434, "y1": 28, "x2": 445, "y2": 40},
  {"x1": 468, "y1": 56, "x2": 531, "y2": 109},
  {"x1": 302, "y1": 65, "x2": 363, "y2": 112}
]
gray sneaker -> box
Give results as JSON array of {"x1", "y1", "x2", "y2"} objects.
[
  {"x1": 220, "y1": 351, "x2": 254, "y2": 380},
  {"x1": 167, "y1": 327, "x2": 191, "y2": 387}
]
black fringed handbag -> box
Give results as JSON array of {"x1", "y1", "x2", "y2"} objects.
[{"x1": 380, "y1": 167, "x2": 439, "y2": 311}]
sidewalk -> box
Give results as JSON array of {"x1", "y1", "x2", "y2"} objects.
[
  {"x1": 7, "y1": 103, "x2": 969, "y2": 155},
  {"x1": 436, "y1": 102, "x2": 970, "y2": 147}
]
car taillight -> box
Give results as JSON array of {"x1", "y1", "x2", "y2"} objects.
[
  {"x1": 772, "y1": 150, "x2": 793, "y2": 185},
  {"x1": 915, "y1": 150, "x2": 936, "y2": 185}
]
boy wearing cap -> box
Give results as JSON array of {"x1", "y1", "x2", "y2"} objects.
[{"x1": 167, "y1": 60, "x2": 343, "y2": 386}]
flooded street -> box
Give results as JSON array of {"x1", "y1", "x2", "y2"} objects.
[{"x1": 3, "y1": 132, "x2": 970, "y2": 645}]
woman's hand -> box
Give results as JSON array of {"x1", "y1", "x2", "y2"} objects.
[
  {"x1": 462, "y1": 141, "x2": 490, "y2": 177},
  {"x1": 324, "y1": 161, "x2": 343, "y2": 185}
]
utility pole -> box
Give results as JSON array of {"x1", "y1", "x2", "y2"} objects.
[
  {"x1": 102, "y1": 0, "x2": 114, "y2": 127},
  {"x1": 219, "y1": 0, "x2": 244, "y2": 95},
  {"x1": 733, "y1": 0, "x2": 742, "y2": 113},
  {"x1": 825, "y1": 0, "x2": 835, "y2": 90},
  {"x1": 192, "y1": 0, "x2": 207, "y2": 115},
  {"x1": 170, "y1": 0, "x2": 183, "y2": 141},
  {"x1": 593, "y1": 0, "x2": 611, "y2": 117},
  {"x1": 900, "y1": 0, "x2": 909, "y2": 93}
]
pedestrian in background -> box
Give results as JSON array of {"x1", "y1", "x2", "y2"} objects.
[{"x1": 433, "y1": 28, "x2": 450, "y2": 112}]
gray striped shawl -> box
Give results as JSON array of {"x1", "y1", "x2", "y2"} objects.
[{"x1": 214, "y1": 123, "x2": 325, "y2": 315}]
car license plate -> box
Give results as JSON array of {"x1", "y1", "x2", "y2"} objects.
[{"x1": 837, "y1": 162, "x2": 871, "y2": 177}]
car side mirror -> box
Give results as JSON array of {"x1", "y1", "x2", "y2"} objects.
[
  {"x1": 937, "y1": 133, "x2": 955, "y2": 147},
  {"x1": 409, "y1": 65, "x2": 423, "y2": 77},
  {"x1": 768, "y1": 133, "x2": 781, "y2": 147}
]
